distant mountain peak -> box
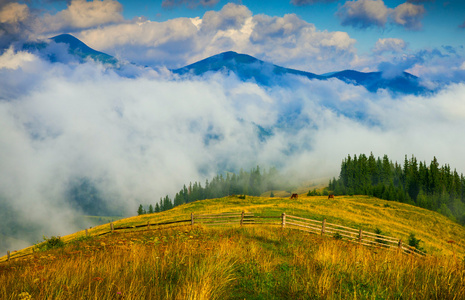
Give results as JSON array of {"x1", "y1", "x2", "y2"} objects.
[
  {"x1": 22, "y1": 33, "x2": 118, "y2": 65},
  {"x1": 50, "y1": 34, "x2": 118, "y2": 65},
  {"x1": 173, "y1": 51, "x2": 322, "y2": 85},
  {"x1": 174, "y1": 51, "x2": 428, "y2": 95}
]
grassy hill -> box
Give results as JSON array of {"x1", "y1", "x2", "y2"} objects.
[{"x1": 1, "y1": 194, "x2": 465, "y2": 299}]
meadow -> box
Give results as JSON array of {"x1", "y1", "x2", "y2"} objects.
[{"x1": 1, "y1": 194, "x2": 465, "y2": 299}]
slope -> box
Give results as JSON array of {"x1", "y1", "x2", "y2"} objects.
[
  {"x1": 2, "y1": 194, "x2": 464, "y2": 299},
  {"x1": 173, "y1": 51, "x2": 323, "y2": 86},
  {"x1": 173, "y1": 51, "x2": 429, "y2": 94},
  {"x1": 50, "y1": 34, "x2": 118, "y2": 65},
  {"x1": 3, "y1": 194, "x2": 464, "y2": 261},
  {"x1": 22, "y1": 34, "x2": 118, "y2": 65}
]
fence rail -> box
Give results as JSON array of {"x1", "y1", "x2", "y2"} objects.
[{"x1": 2, "y1": 211, "x2": 426, "y2": 262}]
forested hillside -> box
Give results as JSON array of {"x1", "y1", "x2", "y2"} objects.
[
  {"x1": 329, "y1": 154, "x2": 465, "y2": 224},
  {"x1": 138, "y1": 167, "x2": 290, "y2": 214}
]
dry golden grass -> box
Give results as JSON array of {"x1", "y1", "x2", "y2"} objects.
[
  {"x1": 2, "y1": 225, "x2": 464, "y2": 299},
  {"x1": 2, "y1": 194, "x2": 464, "y2": 263}
]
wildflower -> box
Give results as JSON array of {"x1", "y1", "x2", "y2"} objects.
[{"x1": 18, "y1": 292, "x2": 32, "y2": 300}]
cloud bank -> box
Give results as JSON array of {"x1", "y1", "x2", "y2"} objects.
[
  {"x1": 337, "y1": 0, "x2": 425, "y2": 30},
  {"x1": 75, "y1": 3, "x2": 357, "y2": 74},
  {"x1": 373, "y1": 38, "x2": 407, "y2": 53},
  {"x1": 2, "y1": 0, "x2": 462, "y2": 80},
  {"x1": 0, "y1": 1, "x2": 359, "y2": 74},
  {"x1": 1, "y1": 48, "x2": 465, "y2": 253}
]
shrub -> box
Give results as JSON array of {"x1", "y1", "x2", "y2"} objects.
[
  {"x1": 307, "y1": 189, "x2": 320, "y2": 196},
  {"x1": 333, "y1": 232, "x2": 343, "y2": 240},
  {"x1": 408, "y1": 233, "x2": 425, "y2": 252},
  {"x1": 36, "y1": 235, "x2": 65, "y2": 251}
]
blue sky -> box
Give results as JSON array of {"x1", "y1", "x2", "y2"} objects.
[
  {"x1": 126, "y1": 0, "x2": 465, "y2": 54},
  {"x1": 2, "y1": 0, "x2": 463, "y2": 76},
  {"x1": 28, "y1": 0, "x2": 465, "y2": 54}
]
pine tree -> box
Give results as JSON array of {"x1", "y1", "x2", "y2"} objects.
[
  {"x1": 148, "y1": 204, "x2": 154, "y2": 214},
  {"x1": 137, "y1": 204, "x2": 144, "y2": 216}
]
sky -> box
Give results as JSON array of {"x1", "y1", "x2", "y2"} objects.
[
  {"x1": 0, "y1": 0, "x2": 465, "y2": 253},
  {"x1": 1, "y1": 0, "x2": 464, "y2": 75}
]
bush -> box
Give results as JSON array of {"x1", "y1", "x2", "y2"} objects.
[
  {"x1": 74, "y1": 235, "x2": 93, "y2": 243},
  {"x1": 36, "y1": 235, "x2": 65, "y2": 251},
  {"x1": 408, "y1": 233, "x2": 425, "y2": 252},
  {"x1": 307, "y1": 189, "x2": 320, "y2": 196},
  {"x1": 333, "y1": 232, "x2": 343, "y2": 240}
]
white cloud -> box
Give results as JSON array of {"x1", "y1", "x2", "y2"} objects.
[
  {"x1": 77, "y1": 17, "x2": 201, "y2": 66},
  {"x1": 201, "y1": 2, "x2": 252, "y2": 32},
  {"x1": 75, "y1": 3, "x2": 357, "y2": 73},
  {"x1": 41, "y1": 0, "x2": 123, "y2": 33},
  {"x1": 337, "y1": 0, "x2": 425, "y2": 30},
  {"x1": 248, "y1": 13, "x2": 357, "y2": 72},
  {"x1": 373, "y1": 38, "x2": 407, "y2": 53},
  {"x1": 2, "y1": 49, "x2": 465, "y2": 254},
  {"x1": 0, "y1": 46, "x2": 35, "y2": 69},
  {"x1": 391, "y1": 2, "x2": 425, "y2": 30},
  {"x1": 337, "y1": 0, "x2": 391, "y2": 29},
  {"x1": 0, "y1": 2, "x2": 29, "y2": 24}
]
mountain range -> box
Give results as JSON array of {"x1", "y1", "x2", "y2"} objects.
[{"x1": 24, "y1": 34, "x2": 428, "y2": 95}]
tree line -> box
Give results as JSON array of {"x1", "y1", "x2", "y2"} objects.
[
  {"x1": 138, "y1": 166, "x2": 288, "y2": 215},
  {"x1": 329, "y1": 153, "x2": 465, "y2": 224}
]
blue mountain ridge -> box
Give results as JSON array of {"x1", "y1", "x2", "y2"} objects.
[
  {"x1": 24, "y1": 34, "x2": 427, "y2": 95},
  {"x1": 22, "y1": 34, "x2": 118, "y2": 65},
  {"x1": 51, "y1": 34, "x2": 118, "y2": 65},
  {"x1": 173, "y1": 51, "x2": 428, "y2": 95}
]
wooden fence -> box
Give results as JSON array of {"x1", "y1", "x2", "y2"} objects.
[
  {"x1": 192, "y1": 212, "x2": 425, "y2": 257},
  {"x1": 2, "y1": 211, "x2": 425, "y2": 262}
]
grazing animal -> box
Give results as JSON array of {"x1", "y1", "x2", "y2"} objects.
[
  {"x1": 290, "y1": 193, "x2": 298, "y2": 199},
  {"x1": 328, "y1": 194, "x2": 334, "y2": 199}
]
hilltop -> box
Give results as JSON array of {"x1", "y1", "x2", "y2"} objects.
[
  {"x1": 1, "y1": 194, "x2": 464, "y2": 299},
  {"x1": 3, "y1": 194, "x2": 464, "y2": 260}
]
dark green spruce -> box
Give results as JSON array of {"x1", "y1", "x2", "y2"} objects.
[
  {"x1": 138, "y1": 166, "x2": 288, "y2": 215},
  {"x1": 329, "y1": 153, "x2": 465, "y2": 225}
]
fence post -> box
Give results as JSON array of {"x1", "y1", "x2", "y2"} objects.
[
  {"x1": 281, "y1": 213, "x2": 286, "y2": 228},
  {"x1": 321, "y1": 218, "x2": 326, "y2": 235},
  {"x1": 7, "y1": 251, "x2": 10, "y2": 262},
  {"x1": 191, "y1": 213, "x2": 194, "y2": 226},
  {"x1": 358, "y1": 229, "x2": 363, "y2": 243},
  {"x1": 147, "y1": 221, "x2": 150, "y2": 230},
  {"x1": 85, "y1": 228, "x2": 89, "y2": 237},
  {"x1": 241, "y1": 211, "x2": 244, "y2": 226},
  {"x1": 110, "y1": 222, "x2": 114, "y2": 233},
  {"x1": 398, "y1": 239, "x2": 403, "y2": 251}
]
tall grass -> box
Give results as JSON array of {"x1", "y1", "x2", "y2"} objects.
[
  {"x1": 48, "y1": 194, "x2": 465, "y2": 257},
  {"x1": 2, "y1": 225, "x2": 464, "y2": 299}
]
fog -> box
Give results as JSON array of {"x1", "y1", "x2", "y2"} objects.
[{"x1": 1, "y1": 49, "x2": 465, "y2": 253}]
